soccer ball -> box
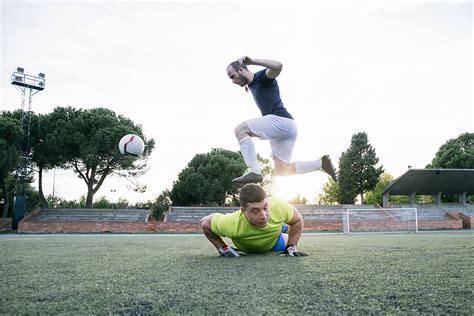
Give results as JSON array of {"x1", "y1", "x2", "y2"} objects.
[{"x1": 119, "y1": 134, "x2": 145, "y2": 157}]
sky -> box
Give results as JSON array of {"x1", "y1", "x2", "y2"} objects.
[{"x1": 1, "y1": 0, "x2": 472, "y2": 204}]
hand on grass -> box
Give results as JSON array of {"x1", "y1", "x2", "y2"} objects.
[
  {"x1": 218, "y1": 245, "x2": 247, "y2": 257},
  {"x1": 279, "y1": 244, "x2": 308, "y2": 257}
]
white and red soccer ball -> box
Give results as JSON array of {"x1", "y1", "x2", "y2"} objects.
[{"x1": 118, "y1": 134, "x2": 145, "y2": 157}]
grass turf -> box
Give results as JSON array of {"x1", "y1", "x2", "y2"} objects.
[{"x1": 1, "y1": 233, "x2": 473, "y2": 314}]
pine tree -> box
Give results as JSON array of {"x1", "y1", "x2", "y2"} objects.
[
  {"x1": 428, "y1": 132, "x2": 474, "y2": 169},
  {"x1": 337, "y1": 132, "x2": 384, "y2": 204}
]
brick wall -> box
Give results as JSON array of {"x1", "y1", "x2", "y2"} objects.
[
  {"x1": 304, "y1": 220, "x2": 342, "y2": 231},
  {"x1": 17, "y1": 218, "x2": 463, "y2": 233},
  {"x1": 346, "y1": 219, "x2": 462, "y2": 231},
  {"x1": 18, "y1": 220, "x2": 201, "y2": 233},
  {"x1": 446, "y1": 212, "x2": 473, "y2": 229},
  {"x1": 418, "y1": 219, "x2": 462, "y2": 230},
  {"x1": 460, "y1": 215, "x2": 474, "y2": 229}
]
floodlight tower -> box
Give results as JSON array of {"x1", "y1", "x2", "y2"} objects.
[{"x1": 10, "y1": 67, "x2": 46, "y2": 230}]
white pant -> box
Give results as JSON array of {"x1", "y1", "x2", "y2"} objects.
[{"x1": 246, "y1": 115, "x2": 298, "y2": 164}]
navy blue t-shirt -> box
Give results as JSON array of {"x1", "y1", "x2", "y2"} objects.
[{"x1": 248, "y1": 69, "x2": 293, "y2": 119}]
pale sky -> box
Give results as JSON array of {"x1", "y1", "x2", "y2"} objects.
[{"x1": 1, "y1": 0, "x2": 472, "y2": 204}]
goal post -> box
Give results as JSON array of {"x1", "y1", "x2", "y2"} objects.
[{"x1": 343, "y1": 208, "x2": 418, "y2": 234}]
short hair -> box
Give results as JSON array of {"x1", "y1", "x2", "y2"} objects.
[
  {"x1": 227, "y1": 60, "x2": 248, "y2": 71},
  {"x1": 239, "y1": 184, "x2": 267, "y2": 208}
]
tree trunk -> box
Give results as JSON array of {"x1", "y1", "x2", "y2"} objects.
[
  {"x1": 1, "y1": 177, "x2": 9, "y2": 218},
  {"x1": 86, "y1": 167, "x2": 111, "y2": 208},
  {"x1": 86, "y1": 183, "x2": 94, "y2": 208},
  {"x1": 360, "y1": 192, "x2": 364, "y2": 204},
  {"x1": 38, "y1": 165, "x2": 49, "y2": 208}
]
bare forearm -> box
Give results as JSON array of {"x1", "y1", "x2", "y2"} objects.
[
  {"x1": 247, "y1": 58, "x2": 282, "y2": 71},
  {"x1": 202, "y1": 225, "x2": 227, "y2": 249},
  {"x1": 287, "y1": 220, "x2": 304, "y2": 245}
]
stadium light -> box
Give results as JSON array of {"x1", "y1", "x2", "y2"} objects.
[
  {"x1": 10, "y1": 66, "x2": 46, "y2": 230},
  {"x1": 11, "y1": 67, "x2": 46, "y2": 91}
]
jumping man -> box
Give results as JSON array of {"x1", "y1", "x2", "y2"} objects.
[{"x1": 227, "y1": 56, "x2": 337, "y2": 184}]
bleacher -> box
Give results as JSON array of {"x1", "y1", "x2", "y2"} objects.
[
  {"x1": 165, "y1": 204, "x2": 380, "y2": 222},
  {"x1": 297, "y1": 204, "x2": 383, "y2": 220},
  {"x1": 416, "y1": 209, "x2": 449, "y2": 220},
  {"x1": 165, "y1": 207, "x2": 240, "y2": 223},
  {"x1": 30, "y1": 208, "x2": 150, "y2": 222},
  {"x1": 396, "y1": 203, "x2": 474, "y2": 210},
  {"x1": 394, "y1": 203, "x2": 474, "y2": 219},
  {"x1": 164, "y1": 203, "x2": 471, "y2": 231}
]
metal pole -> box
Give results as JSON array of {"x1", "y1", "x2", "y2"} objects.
[
  {"x1": 52, "y1": 169, "x2": 56, "y2": 207},
  {"x1": 346, "y1": 209, "x2": 350, "y2": 235},
  {"x1": 415, "y1": 208, "x2": 418, "y2": 233},
  {"x1": 11, "y1": 68, "x2": 45, "y2": 230}
]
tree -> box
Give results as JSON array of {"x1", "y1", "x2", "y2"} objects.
[
  {"x1": 169, "y1": 149, "x2": 277, "y2": 206},
  {"x1": 337, "y1": 150, "x2": 359, "y2": 204},
  {"x1": 288, "y1": 193, "x2": 307, "y2": 205},
  {"x1": 257, "y1": 154, "x2": 276, "y2": 195},
  {"x1": 1, "y1": 172, "x2": 39, "y2": 216},
  {"x1": 365, "y1": 172, "x2": 392, "y2": 205},
  {"x1": 427, "y1": 132, "x2": 473, "y2": 203},
  {"x1": 48, "y1": 107, "x2": 155, "y2": 208},
  {"x1": 364, "y1": 172, "x2": 410, "y2": 205},
  {"x1": 337, "y1": 132, "x2": 384, "y2": 204},
  {"x1": 150, "y1": 190, "x2": 171, "y2": 219},
  {"x1": 1, "y1": 111, "x2": 40, "y2": 215},
  {"x1": 428, "y1": 132, "x2": 474, "y2": 169},
  {"x1": 46, "y1": 194, "x2": 84, "y2": 208},
  {"x1": 318, "y1": 179, "x2": 339, "y2": 204},
  {"x1": 0, "y1": 116, "x2": 22, "y2": 217},
  {"x1": 170, "y1": 148, "x2": 247, "y2": 206},
  {"x1": 132, "y1": 190, "x2": 171, "y2": 220},
  {"x1": 29, "y1": 112, "x2": 63, "y2": 208},
  {"x1": 2, "y1": 110, "x2": 70, "y2": 209}
]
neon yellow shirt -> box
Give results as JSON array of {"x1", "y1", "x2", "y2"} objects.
[{"x1": 210, "y1": 196, "x2": 294, "y2": 253}]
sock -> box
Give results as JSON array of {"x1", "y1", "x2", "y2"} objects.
[
  {"x1": 295, "y1": 158, "x2": 322, "y2": 174},
  {"x1": 238, "y1": 136, "x2": 261, "y2": 174}
]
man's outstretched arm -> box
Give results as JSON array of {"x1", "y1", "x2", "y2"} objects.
[
  {"x1": 200, "y1": 214, "x2": 227, "y2": 249},
  {"x1": 200, "y1": 215, "x2": 245, "y2": 257},
  {"x1": 287, "y1": 208, "x2": 304, "y2": 245},
  {"x1": 239, "y1": 56, "x2": 283, "y2": 79},
  {"x1": 280, "y1": 208, "x2": 308, "y2": 257}
]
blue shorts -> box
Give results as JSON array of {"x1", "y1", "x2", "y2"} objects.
[{"x1": 272, "y1": 224, "x2": 288, "y2": 251}]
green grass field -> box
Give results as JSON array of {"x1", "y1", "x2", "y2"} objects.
[{"x1": 1, "y1": 233, "x2": 473, "y2": 315}]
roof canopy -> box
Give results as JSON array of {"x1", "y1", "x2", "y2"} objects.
[{"x1": 382, "y1": 169, "x2": 474, "y2": 196}]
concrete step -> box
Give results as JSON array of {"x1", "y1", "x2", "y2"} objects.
[{"x1": 31, "y1": 208, "x2": 150, "y2": 222}]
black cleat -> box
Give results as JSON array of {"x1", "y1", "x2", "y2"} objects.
[
  {"x1": 232, "y1": 172, "x2": 264, "y2": 184},
  {"x1": 321, "y1": 155, "x2": 337, "y2": 182}
]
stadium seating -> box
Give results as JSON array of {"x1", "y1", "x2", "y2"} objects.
[
  {"x1": 30, "y1": 208, "x2": 150, "y2": 222},
  {"x1": 165, "y1": 207, "x2": 239, "y2": 222},
  {"x1": 164, "y1": 203, "x2": 471, "y2": 230},
  {"x1": 165, "y1": 204, "x2": 379, "y2": 222},
  {"x1": 19, "y1": 203, "x2": 470, "y2": 232},
  {"x1": 394, "y1": 203, "x2": 474, "y2": 219}
]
